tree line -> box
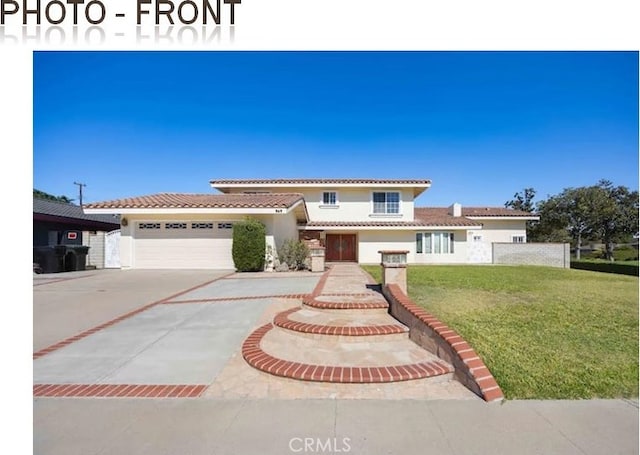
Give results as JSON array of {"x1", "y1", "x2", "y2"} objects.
[
  {"x1": 33, "y1": 189, "x2": 74, "y2": 204},
  {"x1": 505, "y1": 180, "x2": 639, "y2": 261}
]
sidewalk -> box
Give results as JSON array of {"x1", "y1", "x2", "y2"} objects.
[{"x1": 33, "y1": 397, "x2": 638, "y2": 455}]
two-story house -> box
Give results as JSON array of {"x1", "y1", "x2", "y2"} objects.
[{"x1": 83, "y1": 178, "x2": 538, "y2": 269}]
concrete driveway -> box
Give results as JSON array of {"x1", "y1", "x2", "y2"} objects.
[
  {"x1": 34, "y1": 269, "x2": 319, "y2": 386},
  {"x1": 34, "y1": 269, "x2": 233, "y2": 352}
]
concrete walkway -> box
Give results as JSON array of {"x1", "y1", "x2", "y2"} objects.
[{"x1": 239, "y1": 263, "x2": 470, "y2": 393}]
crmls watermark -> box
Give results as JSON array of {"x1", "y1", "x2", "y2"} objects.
[
  {"x1": 0, "y1": 24, "x2": 235, "y2": 44},
  {"x1": 288, "y1": 437, "x2": 352, "y2": 453}
]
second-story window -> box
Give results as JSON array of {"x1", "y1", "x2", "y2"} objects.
[
  {"x1": 373, "y1": 191, "x2": 400, "y2": 214},
  {"x1": 321, "y1": 191, "x2": 338, "y2": 206}
]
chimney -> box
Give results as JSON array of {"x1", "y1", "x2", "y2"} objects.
[{"x1": 449, "y1": 202, "x2": 462, "y2": 217}]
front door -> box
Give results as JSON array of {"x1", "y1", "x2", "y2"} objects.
[{"x1": 325, "y1": 234, "x2": 357, "y2": 262}]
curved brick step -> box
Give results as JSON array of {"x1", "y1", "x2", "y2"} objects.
[
  {"x1": 242, "y1": 324, "x2": 454, "y2": 383},
  {"x1": 301, "y1": 303, "x2": 389, "y2": 316},
  {"x1": 261, "y1": 325, "x2": 427, "y2": 363},
  {"x1": 303, "y1": 295, "x2": 389, "y2": 310},
  {"x1": 273, "y1": 307, "x2": 408, "y2": 337}
]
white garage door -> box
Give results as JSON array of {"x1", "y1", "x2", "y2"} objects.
[{"x1": 134, "y1": 221, "x2": 235, "y2": 269}]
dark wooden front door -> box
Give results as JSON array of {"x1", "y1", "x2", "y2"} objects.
[{"x1": 325, "y1": 234, "x2": 357, "y2": 262}]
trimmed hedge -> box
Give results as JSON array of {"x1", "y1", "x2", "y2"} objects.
[
  {"x1": 232, "y1": 218, "x2": 266, "y2": 272},
  {"x1": 570, "y1": 261, "x2": 639, "y2": 277}
]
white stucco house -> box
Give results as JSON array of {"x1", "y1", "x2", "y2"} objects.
[{"x1": 82, "y1": 178, "x2": 539, "y2": 269}]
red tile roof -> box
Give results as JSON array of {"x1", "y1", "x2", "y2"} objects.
[
  {"x1": 413, "y1": 208, "x2": 483, "y2": 226},
  {"x1": 414, "y1": 207, "x2": 536, "y2": 226},
  {"x1": 459, "y1": 207, "x2": 536, "y2": 217},
  {"x1": 211, "y1": 178, "x2": 432, "y2": 186},
  {"x1": 83, "y1": 193, "x2": 305, "y2": 210}
]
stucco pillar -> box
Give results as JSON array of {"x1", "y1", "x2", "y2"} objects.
[
  {"x1": 379, "y1": 250, "x2": 408, "y2": 294},
  {"x1": 310, "y1": 246, "x2": 325, "y2": 272}
]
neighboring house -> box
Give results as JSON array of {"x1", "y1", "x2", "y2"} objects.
[
  {"x1": 34, "y1": 197, "x2": 121, "y2": 269},
  {"x1": 34, "y1": 197, "x2": 121, "y2": 246},
  {"x1": 82, "y1": 179, "x2": 538, "y2": 269}
]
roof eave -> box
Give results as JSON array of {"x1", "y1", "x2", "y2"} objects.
[
  {"x1": 83, "y1": 207, "x2": 300, "y2": 215},
  {"x1": 412, "y1": 186, "x2": 430, "y2": 197},
  {"x1": 211, "y1": 182, "x2": 432, "y2": 194},
  {"x1": 33, "y1": 213, "x2": 120, "y2": 228},
  {"x1": 298, "y1": 225, "x2": 420, "y2": 231},
  {"x1": 299, "y1": 224, "x2": 480, "y2": 231},
  {"x1": 288, "y1": 199, "x2": 309, "y2": 223},
  {"x1": 465, "y1": 216, "x2": 540, "y2": 221}
]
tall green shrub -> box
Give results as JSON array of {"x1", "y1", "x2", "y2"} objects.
[{"x1": 232, "y1": 218, "x2": 266, "y2": 272}]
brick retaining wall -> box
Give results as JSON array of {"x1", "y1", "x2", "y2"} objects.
[{"x1": 382, "y1": 283, "x2": 504, "y2": 402}]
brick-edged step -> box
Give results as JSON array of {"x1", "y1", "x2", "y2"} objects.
[
  {"x1": 242, "y1": 323, "x2": 454, "y2": 383},
  {"x1": 303, "y1": 295, "x2": 389, "y2": 310},
  {"x1": 273, "y1": 307, "x2": 408, "y2": 337},
  {"x1": 301, "y1": 303, "x2": 389, "y2": 316}
]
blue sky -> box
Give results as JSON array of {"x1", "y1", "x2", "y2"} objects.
[{"x1": 33, "y1": 51, "x2": 638, "y2": 207}]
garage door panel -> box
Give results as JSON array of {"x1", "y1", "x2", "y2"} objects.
[{"x1": 134, "y1": 223, "x2": 234, "y2": 269}]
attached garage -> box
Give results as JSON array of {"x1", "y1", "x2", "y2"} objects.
[
  {"x1": 133, "y1": 221, "x2": 235, "y2": 269},
  {"x1": 82, "y1": 193, "x2": 309, "y2": 270}
]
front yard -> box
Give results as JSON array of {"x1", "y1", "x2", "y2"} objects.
[{"x1": 363, "y1": 265, "x2": 639, "y2": 400}]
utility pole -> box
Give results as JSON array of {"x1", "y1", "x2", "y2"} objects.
[{"x1": 73, "y1": 181, "x2": 86, "y2": 206}]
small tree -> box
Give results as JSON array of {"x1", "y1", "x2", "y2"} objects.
[
  {"x1": 232, "y1": 218, "x2": 266, "y2": 272},
  {"x1": 590, "y1": 180, "x2": 639, "y2": 261},
  {"x1": 530, "y1": 197, "x2": 571, "y2": 243},
  {"x1": 505, "y1": 187, "x2": 536, "y2": 213},
  {"x1": 505, "y1": 187, "x2": 541, "y2": 240},
  {"x1": 278, "y1": 239, "x2": 309, "y2": 270},
  {"x1": 541, "y1": 187, "x2": 600, "y2": 260}
]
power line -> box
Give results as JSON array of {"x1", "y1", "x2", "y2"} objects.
[{"x1": 73, "y1": 181, "x2": 86, "y2": 206}]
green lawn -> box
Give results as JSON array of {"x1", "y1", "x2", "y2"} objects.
[{"x1": 363, "y1": 265, "x2": 639, "y2": 400}]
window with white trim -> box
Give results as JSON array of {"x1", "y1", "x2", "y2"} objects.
[
  {"x1": 416, "y1": 232, "x2": 455, "y2": 254},
  {"x1": 372, "y1": 191, "x2": 400, "y2": 214},
  {"x1": 512, "y1": 235, "x2": 525, "y2": 243},
  {"x1": 321, "y1": 191, "x2": 338, "y2": 206}
]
